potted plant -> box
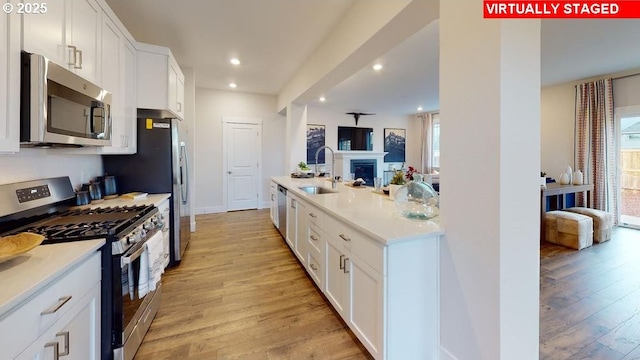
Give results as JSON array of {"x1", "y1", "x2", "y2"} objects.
[
  {"x1": 298, "y1": 161, "x2": 312, "y2": 173},
  {"x1": 540, "y1": 171, "x2": 547, "y2": 189}
]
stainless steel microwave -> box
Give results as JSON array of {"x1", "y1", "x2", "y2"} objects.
[{"x1": 20, "y1": 52, "x2": 112, "y2": 147}]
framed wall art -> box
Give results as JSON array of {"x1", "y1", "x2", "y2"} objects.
[
  {"x1": 383, "y1": 128, "x2": 406, "y2": 162},
  {"x1": 307, "y1": 124, "x2": 326, "y2": 164}
]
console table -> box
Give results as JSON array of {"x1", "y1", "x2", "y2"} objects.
[{"x1": 541, "y1": 183, "x2": 594, "y2": 242}]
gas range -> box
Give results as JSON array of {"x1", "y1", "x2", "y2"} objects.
[
  {"x1": 0, "y1": 177, "x2": 162, "y2": 360},
  {"x1": 7, "y1": 205, "x2": 160, "y2": 255}
]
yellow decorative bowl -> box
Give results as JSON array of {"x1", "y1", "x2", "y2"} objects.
[{"x1": 0, "y1": 232, "x2": 45, "y2": 264}]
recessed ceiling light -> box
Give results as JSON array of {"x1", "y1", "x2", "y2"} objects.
[
  {"x1": 372, "y1": 63, "x2": 383, "y2": 71},
  {"x1": 417, "y1": 106, "x2": 423, "y2": 111},
  {"x1": 230, "y1": 58, "x2": 240, "y2": 65},
  {"x1": 319, "y1": 96, "x2": 326, "y2": 102},
  {"x1": 229, "y1": 83, "x2": 237, "y2": 88}
]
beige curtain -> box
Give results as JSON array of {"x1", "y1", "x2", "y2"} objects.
[
  {"x1": 574, "y1": 78, "x2": 617, "y2": 217},
  {"x1": 419, "y1": 113, "x2": 433, "y2": 174}
]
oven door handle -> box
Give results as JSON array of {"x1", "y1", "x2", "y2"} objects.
[{"x1": 121, "y1": 244, "x2": 145, "y2": 266}]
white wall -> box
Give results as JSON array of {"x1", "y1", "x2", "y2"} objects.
[
  {"x1": 194, "y1": 88, "x2": 285, "y2": 214},
  {"x1": 540, "y1": 83, "x2": 575, "y2": 180},
  {"x1": 0, "y1": 150, "x2": 102, "y2": 189},
  {"x1": 440, "y1": 2, "x2": 540, "y2": 358},
  {"x1": 541, "y1": 69, "x2": 640, "y2": 180},
  {"x1": 306, "y1": 106, "x2": 421, "y2": 173}
]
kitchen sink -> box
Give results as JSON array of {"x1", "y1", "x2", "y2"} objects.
[{"x1": 298, "y1": 186, "x2": 338, "y2": 195}]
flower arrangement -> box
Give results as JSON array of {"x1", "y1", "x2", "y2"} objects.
[
  {"x1": 405, "y1": 166, "x2": 418, "y2": 181},
  {"x1": 390, "y1": 170, "x2": 405, "y2": 185}
]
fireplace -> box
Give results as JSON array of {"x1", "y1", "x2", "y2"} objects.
[
  {"x1": 350, "y1": 159, "x2": 377, "y2": 186},
  {"x1": 333, "y1": 151, "x2": 386, "y2": 183}
]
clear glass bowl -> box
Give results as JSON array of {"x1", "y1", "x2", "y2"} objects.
[{"x1": 394, "y1": 181, "x2": 440, "y2": 220}]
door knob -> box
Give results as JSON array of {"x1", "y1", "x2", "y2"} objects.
[{"x1": 228, "y1": 171, "x2": 232, "y2": 174}]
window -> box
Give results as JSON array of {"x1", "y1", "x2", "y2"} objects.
[{"x1": 431, "y1": 113, "x2": 440, "y2": 172}]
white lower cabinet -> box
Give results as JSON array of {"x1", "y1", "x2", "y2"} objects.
[
  {"x1": 349, "y1": 254, "x2": 384, "y2": 359},
  {"x1": 306, "y1": 224, "x2": 324, "y2": 289},
  {"x1": 269, "y1": 181, "x2": 278, "y2": 227},
  {"x1": 18, "y1": 284, "x2": 101, "y2": 360},
  {"x1": 157, "y1": 197, "x2": 172, "y2": 268},
  {"x1": 325, "y1": 232, "x2": 350, "y2": 318},
  {"x1": 285, "y1": 193, "x2": 306, "y2": 266},
  {"x1": 280, "y1": 184, "x2": 439, "y2": 360},
  {"x1": 2, "y1": 251, "x2": 101, "y2": 360}
]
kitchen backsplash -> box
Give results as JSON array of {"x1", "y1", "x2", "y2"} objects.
[{"x1": 0, "y1": 149, "x2": 102, "y2": 189}]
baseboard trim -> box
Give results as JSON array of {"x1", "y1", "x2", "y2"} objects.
[{"x1": 195, "y1": 206, "x2": 226, "y2": 214}]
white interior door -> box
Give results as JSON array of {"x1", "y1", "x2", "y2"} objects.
[{"x1": 225, "y1": 122, "x2": 261, "y2": 211}]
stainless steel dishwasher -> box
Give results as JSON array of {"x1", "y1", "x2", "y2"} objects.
[{"x1": 277, "y1": 185, "x2": 287, "y2": 239}]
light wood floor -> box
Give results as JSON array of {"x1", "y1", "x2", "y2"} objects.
[
  {"x1": 135, "y1": 210, "x2": 640, "y2": 359},
  {"x1": 134, "y1": 209, "x2": 372, "y2": 360},
  {"x1": 540, "y1": 227, "x2": 640, "y2": 359}
]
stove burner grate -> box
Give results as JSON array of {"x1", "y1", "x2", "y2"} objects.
[{"x1": 3, "y1": 204, "x2": 157, "y2": 243}]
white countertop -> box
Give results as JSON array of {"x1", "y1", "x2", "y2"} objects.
[
  {"x1": 0, "y1": 239, "x2": 105, "y2": 317},
  {"x1": 74, "y1": 193, "x2": 171, "y2": 210},
  {"x1": 272, "y1": 176, "x2": 443, "y2": 244}
]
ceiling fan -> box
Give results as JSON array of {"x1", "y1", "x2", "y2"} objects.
[{"x1": 346, "y1": 112, "x2": 375, "y2": 126}]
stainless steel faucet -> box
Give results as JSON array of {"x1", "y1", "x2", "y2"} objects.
[{"x1": 315, "y1": 145, "x2": 337, "y2": 189}]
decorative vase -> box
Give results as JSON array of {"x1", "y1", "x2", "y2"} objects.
[
  {"x1": 563, "y1": 165, "x2": 573, "y2": 184},
  {"x1": 572, "y1": 170, "x2": 583, "y2": 185},
  {"x1": 541, "y1": 176, "x2": 547, "y2": 189},
  {"x1": 393, "y1": 181, "x2": 440, "y2": 220},
  {"x1": 388, "y1": 184, "x2": 401, "y2": 200},
  {"x1": 559, "y1": 173, "x2": 570, "y2": 185}
]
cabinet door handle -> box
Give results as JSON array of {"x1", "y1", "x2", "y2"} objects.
[
  {"x1": 339, "y1": 254, "x2": 345, "y2": 270},
  {"x1": 45, "y1": 341, "x2": 60, "y2": 360},
  {"x1": 56, "y1": 331, "x2": 70, "y2": 356},
  {"x1": 310, "y1": 235, "x2": 318, "y2": 242},
  {"x1": 291, "y1": 199, "x2": 296, "y2": 209},
  {"x1": 76, "y1": 49, "x2": 83, "y2": 69},
  {"x1": 343, "y1": 257, "x2": 350, "y2": 274},
  {"x1": 41, "y1": 296, "x2": 72, "y2": 315},
  {"x1": 177, "y1": 102, "x2": 182, "y2": 112},
  {"x1": 310, "y1": 263, "x2": 318, "y2": 271},
  {"x1": 339, "y1": 234, "x2": 351, "y2": 242},
  {"x1": 67, "y1": 45, "x2": 77, "y2": 66}
]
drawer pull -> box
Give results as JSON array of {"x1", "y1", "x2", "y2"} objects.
[
  {"x1": 45, "y1": 341, "x2": 60, "y2": 360},
  {"x1": 56, "y1": 331, "x2": 70, "y2": 356},
  {"x1": 41, "y1": 296, "x2": 72, "y2": 315},
  {"x1": 310, "y1": 263, "x2": 318, "y2": 271},
  {"x1": 309, "y1": 213, "x2": 317, "y2": 218},
  {"x1": 339, "y1": 234, "x2": 351, "y2": 242},
  {"x1": 310, "y1": 235, "x2": 318, "y2": 242}
]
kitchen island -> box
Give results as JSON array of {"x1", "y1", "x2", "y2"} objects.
[{"x1": 271, "y1": 176, "x2": 442, "y2": 360}]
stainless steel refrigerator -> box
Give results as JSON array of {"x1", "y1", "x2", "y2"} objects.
[{"x1": 103, "y1": 109, "x2": 190, "y2": 266}]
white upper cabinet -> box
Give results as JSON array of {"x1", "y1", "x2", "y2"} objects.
[
  {"x1": 0, "y1": 0, "x2": 21, "y2": 153},
  {"x1": 137, "y1": 42, "x2": 185, "y2": 119},
  {"x1": 68, "y1": 0, "x2": 100, "y2": 83},
  {"x1": 100, "y1": 13, "x2": 137, "y2": 154},
  {"x1": 22, "y1": 0, "x2": 101, "y2": 84}
]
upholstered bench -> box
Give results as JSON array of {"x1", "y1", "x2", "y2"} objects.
[
  {"x1": 564, "y1": 207, "x2": 613, "y2": 243},
  {"x1": 545, "y1": 210, "x2": 593, "y2": 250}
]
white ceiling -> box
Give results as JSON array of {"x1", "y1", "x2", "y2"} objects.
[{"x1": 105, "y1": 1, "x2": 640, "y2": 117}]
